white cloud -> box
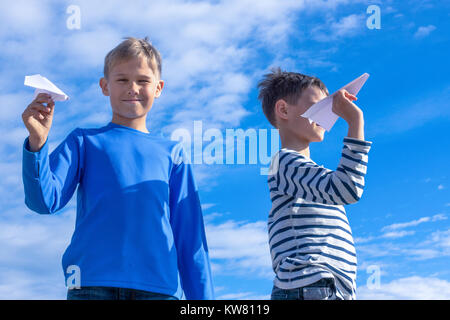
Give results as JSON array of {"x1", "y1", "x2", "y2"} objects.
[
  {"x1": 414, "y1": 25, "x2": 436, "y2": 38},
  {"x1": 0, "y1": 206, "x2": 76, "y2": 299},
  {"x1": 357, "y1": 276, "x2": 450, "y2": 299},
  {"x1": 201, "y1": 203, "x2": 216, "y2": 210},
  {"x1": 397, "y1": 227, "x2": 450, "y2": 260},
  {"x1": 61, "y1": 27, "x2": 123, "y2": 71},
  {"x1": 0, "y1": 268, "x2": 67, "y2": 300},
  {"x1": 404, "y1": 248, "x2": 440, "y2": 260},
  {"x1": 0, "y1": 92, "x2": 31, "y2": 123},
  {"x1": 384, "y1": 6, "x2": 397, "y2": 14},
  {"x1": 381, "y1": 230, "x2": 415, "y2": 239},
  {"x1": 205, "y1": 219, "x2": 272, "y2": 278},
  {"x1": 331, "y1": 14, "x2": 365, "y2": 38},
  {"x1": 355, "y1": 216, "x2": 450, "y2": 262},
  {"x1": 430, "y1": 229, "x2": 450, "y2": 251},
  {"x1": 382, "y1": 214, "x2": 447, "y2": 232},
  {"x1": 0, "y1": 0, "x2": 53, "y2": 38},
  {"x1": 354, "y1": 235, "x2": 376, "y2": 244},
  {"x1": 311, "y1": 14, "x2": 365, "y2": 42}
]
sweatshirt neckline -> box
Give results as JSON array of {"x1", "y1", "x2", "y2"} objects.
[
  {"x1": 106, "y1": 122, "x2": 152, "y2": 137},
  {"x1": 280, "y1": 147, "x2": 311, "y2": 160}
]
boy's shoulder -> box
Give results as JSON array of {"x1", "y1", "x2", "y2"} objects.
[
  {"x1": 276, "y1": 148, "x2": 320, "y2": 167},
  {"x1": 268, "y1": 148, "x2": 324, "y2": 179},
  {"x1": 73, "y1": 123, "x2": 177, "y2": 145},
  {"x1": 70, "y1": 123, "x2": 186, "y2": 161}
]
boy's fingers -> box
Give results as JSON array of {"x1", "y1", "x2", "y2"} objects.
[
  {"x1": 344, "y1": 91, "x2": 357, "y2": 101},
  {"x1": 30, "y1": 103, "x2": 52, "y2": 114},
  {"x1": 34, "y1": 110, "x2": 45, "y2": 120},
  {"x1": 48, "y1": 99, "x2": 55, "y2": 109},
  {"x1": 28, "y1": 109, "x2": 45, "y2": 121},
  {"x1": 334, "y1": 90, "x2": 344, "y2": 101},
  {"x1": 30, "y1": 95, "x2": 54, "y2": 108},
  {"x1": 33, "y1": 94, "x2": 53, "y2": 104},
  {"x1": 46, "y1": 99, "x2": 55, "y2": 113}
]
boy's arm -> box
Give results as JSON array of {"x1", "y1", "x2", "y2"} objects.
[
  {"x1": 22, "y1": 129, "x2": 83, "y2": 214},
  {"x1": 169, "y1": 145, "x2": 214, "y2": 300},
  {"x1": 270, "y1": 137, "x2": 372, "y2": 206},
  {"x1": 269, "y1": 89, "x2": 372, "y2": 206}
]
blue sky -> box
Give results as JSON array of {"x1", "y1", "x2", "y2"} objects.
[{"x1": 1, "y1": 0, "x2": 449, "y2": 299}]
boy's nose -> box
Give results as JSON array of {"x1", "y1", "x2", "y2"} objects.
[{"x1": 127, "y1": 82, "x2": 139, "y2": 95}]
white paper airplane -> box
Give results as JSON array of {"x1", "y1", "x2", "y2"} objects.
[
  {"x1": 301, "y1": 73, "x2": 369, "y2": 132},
  {"x1": 24, "y1": 74, "x2": 69, "y2": 101}
]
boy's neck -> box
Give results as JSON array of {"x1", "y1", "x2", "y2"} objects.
[
  {"x1": 280, "y1": 135, "x2": 311, "y2": 158},
  {"x1": 111, "y1": 114, "x2": 149, "y2": 133}
]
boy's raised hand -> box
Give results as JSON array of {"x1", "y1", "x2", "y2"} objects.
[
  {"x1": 22, "y1": 93, "x2": 55, "y2": 152},
  {"x1": 332, "y1": 89, "x2": 363, "y2": 122},
  {"x1": 332, "y1": 89, "x2": 365, "y2": 140}
]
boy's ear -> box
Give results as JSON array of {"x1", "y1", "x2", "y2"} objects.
[
  {"x1": 154, "y1": 79, "x2": 165, "y2": 98},
  {"x1": 99, "y1": 77, "x2": 110, "y2": 96},
  {"x1": 274, "y1": 99, "x2": 289, "y2": 121}
]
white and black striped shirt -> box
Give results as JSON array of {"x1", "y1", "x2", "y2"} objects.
[{"x1": 267, "y1": 137, "x2": 372, "y2": 299}]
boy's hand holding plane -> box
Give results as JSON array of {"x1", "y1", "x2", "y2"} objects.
[
  {"x1": 301, "y1": 73, "x2": 369, "y2": 137},
  {"x1": 301, "y1": 73, "x2": 369, "y2": 141},
  {"x1": 22, "y1": 93, "x2": 55, "y2": 152},
  {"x1": 332, "y1": 89, "x2": 365, "y2": 140},
  {"x1": 22, "y1": 74, "x2": 69, "y2": 152}
]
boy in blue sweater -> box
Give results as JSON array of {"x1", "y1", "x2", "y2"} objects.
[{"x1": 21, "y1": 37, "x2": 214, "y2": 300}]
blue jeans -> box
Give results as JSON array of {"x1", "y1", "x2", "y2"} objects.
[
  {"x1": 271, "y1": 278, "x2": 340, "y2": 300},
  {"x1": 67, "y1": 286, "x2": 178, "y2": 300}
]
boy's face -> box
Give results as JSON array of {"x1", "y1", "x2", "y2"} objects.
[
  {"x1": 99, "y1": 56, "x2": 164, "y2": 123},
  {"x1": 277, "y1": 85, "x2": 327, "y2": 143}
]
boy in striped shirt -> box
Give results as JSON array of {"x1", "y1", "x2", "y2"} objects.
[{"x1": 257, "y1": 68, "x2": 372, "y2": 300}]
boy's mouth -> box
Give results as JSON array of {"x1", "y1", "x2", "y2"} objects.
[{"x1": 313, "y1": 122, "x2": 324, "y2": 130}]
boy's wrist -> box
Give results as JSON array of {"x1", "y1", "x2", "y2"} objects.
[
  {"x1": 346, "y1": 110, "x2": 364, "y2": 125},
  {"x1": 28, "y1": 135, "x2": 46, "y2": 152},
  {"x1": 346, "y1": 115, "x2": 364, "y2": 141}
]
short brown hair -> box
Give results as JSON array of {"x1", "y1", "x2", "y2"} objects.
[
  {"x1": 257, "y1": 67, "x2": 329, "y2": 127},
  {"x1": 103, "y1": 36, "x2": 162, "y2": 79}
]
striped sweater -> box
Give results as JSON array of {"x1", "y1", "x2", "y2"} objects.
[{"x1": 267, "y1": 137, "x2": 372, "y2": 299}]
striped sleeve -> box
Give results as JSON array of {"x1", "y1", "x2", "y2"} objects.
[{"x1": 269, "y1": 137, "x2": 372, "y2": 205}]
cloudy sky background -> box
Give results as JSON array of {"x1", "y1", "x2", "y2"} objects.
[{"x1": 1, "y1": 0, "x2": 449, "y2": 299}]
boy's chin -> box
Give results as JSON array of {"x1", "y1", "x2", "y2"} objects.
[
  {"x1": 112, "y1": 106, "x2": 152, "y2": 117},
  {"x1": 311, "y1": 133, "x2": 325, "y2": 142},
  {"x1": 112, "y1": 111, "x2": 149, "y2": 121}
]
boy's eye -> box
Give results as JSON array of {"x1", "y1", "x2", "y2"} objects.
[
  {"x1": 139, "y1": 80, "x2": 150, "y2": 83},
  {"x1": 117, "y1": 79, "x2": 127, "y2": 82}
]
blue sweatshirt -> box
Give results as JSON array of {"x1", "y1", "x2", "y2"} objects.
[{"x1": 22, "y1": 122, "x2": 214, "y2": 300}]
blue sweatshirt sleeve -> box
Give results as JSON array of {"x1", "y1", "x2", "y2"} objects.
[
  {"x1": 169, "y1": 144, "x2": 214, "y2": 300},
  {"x1": 22, "y1": 129, "x2": 83, "y2": 214}
]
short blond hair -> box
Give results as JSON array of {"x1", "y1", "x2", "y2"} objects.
[{"x1": 103, "y1": 36, "x2": 162, "y2": 79}]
